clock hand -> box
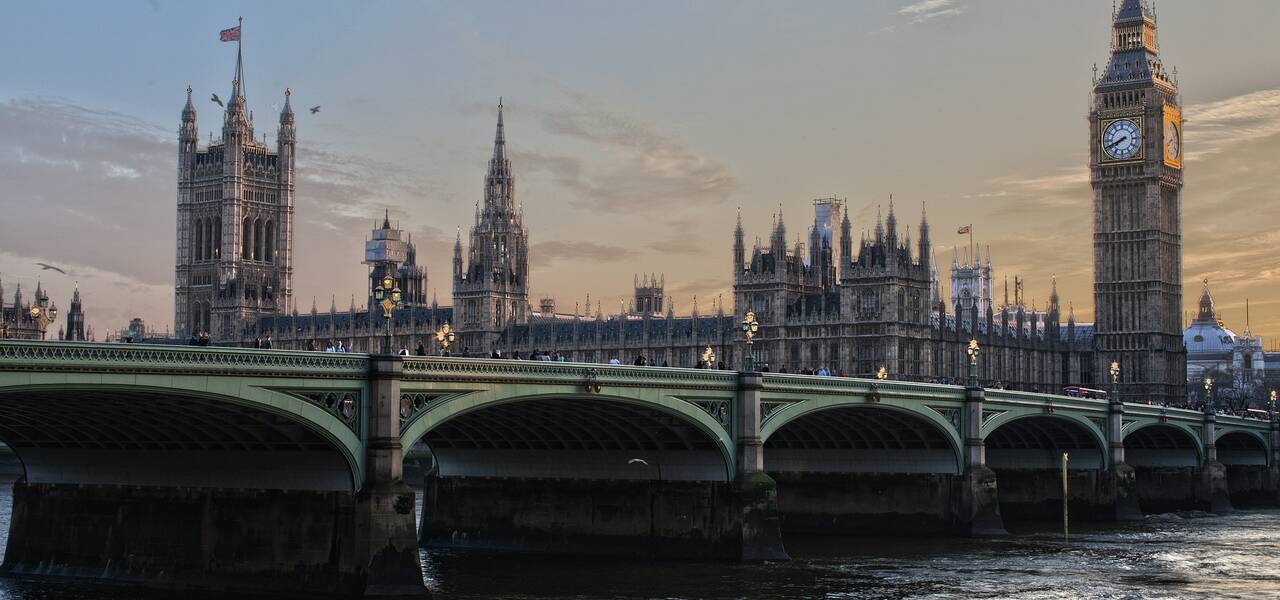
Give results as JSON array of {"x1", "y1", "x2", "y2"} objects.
[{"x1": 1107, "y1": 136, "x2": 1128, "y2": 150}]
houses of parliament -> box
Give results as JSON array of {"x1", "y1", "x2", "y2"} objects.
[{"x1": 172, "y1": 0, "x2": 1187, "y2": 403}]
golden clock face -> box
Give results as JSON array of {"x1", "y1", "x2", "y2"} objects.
[{"x1": 1164, "y1": 121, "x2": 1180, "y2": 161}]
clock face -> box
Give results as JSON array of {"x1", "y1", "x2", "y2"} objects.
[
  {"x1": 1103, "y1": 118, "x2": 1142, "y2": 160},
  {"x1": 1165, "y1": 121, "x2": 1180, "y2": 161}
]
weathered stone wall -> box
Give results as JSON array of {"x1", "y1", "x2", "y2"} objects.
[
  {"x1": 1223, "y1": 464, "x2": 1274, "y2": 507},
  {"x1": 420, "y1": 475, "x2": 785, "y2": 560},
  {"x1": 0, "y1": 481, "x2": 421, "y2": 598},
  {"x1": 1132, "y1": 465, "x2": 1231, "y2": 513},
  {"x1": 992, "y1": 468, "x2": 1117, "y2": 522},
  {"x1": 770, "y1": 472, "x2": 968, "y2": 535}
]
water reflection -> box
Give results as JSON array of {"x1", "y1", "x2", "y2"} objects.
[{"x1": 2, "y1": 481, "x2": 1279, "y2": 599}]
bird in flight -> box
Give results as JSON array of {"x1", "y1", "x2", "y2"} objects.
[
  {"x1": 309, "y1": 106, "x2": 321, "y2": 115},
  {"x1": 627, "y1": 458, "x2": 649, "y2": 466},
  {"x1": 35, "y1": 263, "x2": 67, "y2": 275},
  {"x1": 211, "y1": 93, "x2": 224, "y2": 107}
]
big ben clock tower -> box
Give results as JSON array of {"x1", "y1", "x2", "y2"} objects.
[{"x1": 1090, "y1": 0, "x2": 1185, "y2": 405}]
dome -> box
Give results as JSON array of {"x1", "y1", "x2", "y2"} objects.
[
  {"x1": 1184, "y1": 320, "x2": 1237, "y2": 356},
  {"x1": 1184, "y1": 280, "x2": 1236, "y2": 357}
]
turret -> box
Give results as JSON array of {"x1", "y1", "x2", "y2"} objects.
[
  {"x1": 733, "y1": 208, "x2": 745, "y2": 277},
  {"x1": 179, "y1": 86, "x2": 198, "y2": 182},
  {"x1": 918, "y1": 203, "x2": 931, "y2": 271},
  {"x1": 885, "y1": 199, "x2": 898, "y2": 248},
  {"x1": 839, "y1": 209, "x2": 852, "y2": 274},
  {"x1": 874, "y1": 206, "x2": 884, "y2": 244},
  {"x1": 452, "y1": 227, "x2": 463, "y2": 282}
]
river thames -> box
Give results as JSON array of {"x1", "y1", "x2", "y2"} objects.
[{"x1": 1, "y1": 482, "x2": 1278, "y2": 599}]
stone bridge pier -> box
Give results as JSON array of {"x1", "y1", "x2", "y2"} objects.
[{"x1": 0, "y1": 345, "x2": 427, "y2": 598}]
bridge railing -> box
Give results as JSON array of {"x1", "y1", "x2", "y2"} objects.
[
  {"x1": 401, "y1": 356, "x2": 739, "y2": 390},
  {"x1": 0, "y1": 340, "x2": 369, "y2": 378},
  {"x1": 760, "y1": 372, "x2": 967, "y2": 402}
]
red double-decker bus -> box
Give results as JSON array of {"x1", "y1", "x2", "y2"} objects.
[{"x1": 1062, "y1": 386, "x2": 1109, "y2": 400}]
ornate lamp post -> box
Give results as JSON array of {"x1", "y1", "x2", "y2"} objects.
[
  {"x1": 372, "y1": 275, "x2": 402, "y2": 355},
  {"x1": 965, "y1": 339, "x2": 980, "y2": 388},
  {"x1": 1203, "y1": 377, "x2": 1215, "y2": 413},
  {"x1": 1269, "y1": 389, "x2": 1277, "y2": 422},
  {"x1": 740, "y1": 311, "x2": 759, "y2": 372},
  {"x1": 1109, "y1": 361, "x2": 1120, "y2": 401},
  {"x1": 876, "y1": 366, "x2": 888, "y2": 381},
  {"x1": 435, "y1": 323, "x2": 457, "y2": 357},
  {"x1": 28, "y1": 296, "x2": 58, "y2": 341},
  {"x1": 702, "y1": 345, "x2": 715, "y2": 369}
]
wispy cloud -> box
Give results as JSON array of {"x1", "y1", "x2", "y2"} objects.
[
  {"x1": 877, "y1": 0, "x2": 967, "y2": 33},
  {"x1": 1183, "y1": 89, "x2": 1280, "y2": 161},
  {"x1": 529, "y1": 240, "x2": 632, "y2": 269},
  {"x1": 520, "y1": 98, "x2": 737, "y2": 213},
  {"x1": 899, "y1": 0, "x2": 965, "y2": 24}
]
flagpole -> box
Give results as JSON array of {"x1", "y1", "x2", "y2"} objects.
[{"x1": 239, "y1": 16, "x2": 244, "y2": 97}]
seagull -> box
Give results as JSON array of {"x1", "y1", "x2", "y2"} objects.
[
  {"x1": 35, "y1": 263, "x2": 67, "y2": 275},
  {"x1": 627, "y1": 458, "x2": 649, "y2": 466},
  {"x1": 211, "y1": 93, "x2": 223, "y2": 107},
  {"x1": 309, "y1": 106, "x2": 321, "y2": 115}
]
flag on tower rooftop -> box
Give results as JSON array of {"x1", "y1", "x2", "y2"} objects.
[
  {"x1": 957, "y1": 224, "x2": 971, "y2": 235},
  {"x1": 219, "y1": 25, "x2": 241, "y2": 42}
]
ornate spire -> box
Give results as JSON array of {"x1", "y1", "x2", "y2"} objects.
[
  {"x1": 382, "y1": 208, "x2": 391, "y2": 230},
  {"x1": 1097, "y1": 0, "x2": 1171, "y2": 90},
  {"x1": 1196, "y1": 279, "x2": 1215, "y2": 322},
  {"x1": 231, "y1": 17, "x2": 245, "y2": 100},
  {"x1": 279, "y1": 88, "x2": 294, "y2": 125},
  {"x1": 182, "y1": 85, "x2": 196, "y2": 121},
  {"x1": 874, "y1": 206, "x2": 884, "y2": 242}
]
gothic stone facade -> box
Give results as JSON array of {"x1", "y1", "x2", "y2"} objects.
[
  {"x1": 733, "y1": 202, "x2": 1094, "y2": 389},
  {"x1": 174, "y1": 47, "x2": 294, "y2": 340},
  {"x1": 452, "y1": 101, "x2": 530, "y2": 353},
  {"x1": 1090, "y1": 0, "x2": 1186, "y2": 404}
]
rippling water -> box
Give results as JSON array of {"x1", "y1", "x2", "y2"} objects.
[{"x1": 2, "y1": 481, "x2": 1279, "y2": 599}]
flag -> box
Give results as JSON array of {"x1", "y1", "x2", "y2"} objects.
[
  {"x1": 957, "y1": 224, "x2": 971, "y2": 235},
  {"x1": 219, "y1": 26, "x2": 241, "y2": 42}
]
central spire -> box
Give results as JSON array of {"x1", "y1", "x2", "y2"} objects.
[{"x1": 484, "y1": 98, "x2": 514, "y2": 214}]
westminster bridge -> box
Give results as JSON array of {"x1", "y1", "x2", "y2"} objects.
[{"x1": 0, "y1": 341, "x2": 1276, "y2": 597}]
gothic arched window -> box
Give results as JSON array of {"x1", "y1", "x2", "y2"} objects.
[
  {"x1": 194, "y1": 219, "x2": 204, "y2": 261},
  {"x1": 264, "y1": 220, "x2": 275, "y2": 263},
  {"x1": 242, "y1": 218, "x2": 252, "y2": 260},
  {"x1": 212, "y1": 219, "x2": 221, "y2": 259},
  {"x1": 253, "y1": 219, "x2": 264, "y2": 261}
]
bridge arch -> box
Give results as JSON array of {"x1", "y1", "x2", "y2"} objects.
[
  {"x1": 983, "y1": 412, "x2": 1107, "y2": 470},
  {"x1": 761, "y1": 401, "x2": 963, "y2": 474},
  {"x1": 401, "y1": 391, "x2": 735, "y2": 481},
  {"x1": 1122, "y1": 422, "x2": 1202, "y2": 467},
  {"x1": 0, "y1": 382, "x2": 363, "y2": 491},
  {"x1": 1216, "y1": 430, "x2": 1269, "y2": 467}
]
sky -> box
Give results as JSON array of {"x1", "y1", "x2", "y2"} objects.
[{"x1": 1, "y1": 0, "x2": 1279, "y2": 343}]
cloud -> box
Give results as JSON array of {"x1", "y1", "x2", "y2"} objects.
[
  {"x1": 528, "y1": 240, "x2": 632, "y2": 269},
  {"x1": 876, "y1": 0, "x2": 966, "y2": 32},
  {"x1": 521, "y1": 100, "x2": 737, "y2": 213},
  {"x1": 1183, "y1": 89, "x2": 1280, "y2": 161},
  {"x1": 898, "y1": 0, "x2": 965, "y2": 24}
]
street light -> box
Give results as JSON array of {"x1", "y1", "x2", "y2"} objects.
[
  {"x1": 373, "y1": 274, "x2": 402, "y2": 355},
  {"x1": 435, "y1": 323, "x2": 457, "y2": 356},
  {"x1": 1109, "y1": 361, "x2": 1120, "y2": 404},
  {"x1": 740, "y1": 311, "x2": 759, "y2": 372},
  {"x1": 876, "y1": 366, "x2": 888, "y2": 381},
  {"x1": 28, "y1": 296, "x2": 58, "y2": 341},
  {"x1": 1203, "y1": 377, "x2": 1214, "y2": 413},
  {"x1": 965, "y1": 339, "x2": 980, "y2": 388},
  {"x1": 702, "y1": 345, "x2": 715, "y2": 369}
]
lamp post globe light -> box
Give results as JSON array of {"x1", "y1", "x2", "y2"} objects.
[
  {"x1": 28, "y1": 296, "x2": 58, "y2": 341},
  {"x1": 1109, "y1": 361, "x2": 1121, "y2": 403},
  {"x1": 702, "y1": 346, "x2": 715, "y2": 369},
  {"x1": 435, "y1": 323, "x2": 457, "y2": 356},
  {"x1": 740, "y1": 311, "x2": 759, "y2": 372},
  {"x1": 965, "y1": 339, "x2": 979, "y2": 388},
  {"x1": 373, "y1": 275, "x2": 402, "y2": 355},
  {"x1": 1204, "y1": 377, "x2": 1214, "y2": 413}
]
